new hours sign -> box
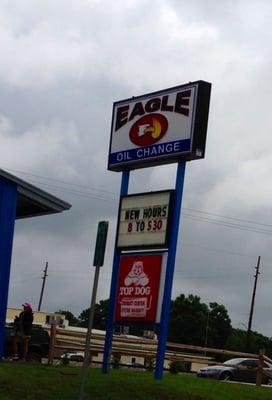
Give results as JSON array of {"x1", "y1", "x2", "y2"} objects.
[
  {"x1": 117, "y1": 190, "x2": 173, "y2": 249},
  {"x1": 108, "y1": 80, "x2": 211, "y2": 171}
]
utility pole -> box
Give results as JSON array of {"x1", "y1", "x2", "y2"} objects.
[
  {"x1": 246, "y1": 256, "x2": 261, "y2": 350},
  {"x1": 204, "y1": 310, "x2": 210, "y2": 356},
  {"x1": 38, "y1": 261, "x2": 48, "y2": 311}
]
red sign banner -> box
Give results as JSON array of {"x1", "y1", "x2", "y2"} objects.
[{"x1": 115, "y1": 253, "x2": 163, "y2": 323}]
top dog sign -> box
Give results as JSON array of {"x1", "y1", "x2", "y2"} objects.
[{"x1": 108, "y1": 80, "x2": 211, "y2": 171}]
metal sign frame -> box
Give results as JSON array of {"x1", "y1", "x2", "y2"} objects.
[
  {"x1": 102, "y1": 161, "x2": 186, "y2": 380},
  {"x1": 103, "y1": 79, "x2": 211, "y2": 381}
]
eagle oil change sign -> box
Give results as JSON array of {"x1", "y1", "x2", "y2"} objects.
[
  {"x1": 115, "y1": 253, "x2": 164, "y2": 323},
  {"x1": 108, "y1": 80, "x2": 211, "y2": 171},
  {"x1": 117, "y1": 191, "x2": 173, "y2": 249}
]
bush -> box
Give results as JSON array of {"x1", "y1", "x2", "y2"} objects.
[
  {"x1": 144, "y1": 356, "x2": 156, "y2": 372},
  {"x1": 169, "y1": 361, "x2": 191, "y2": 374},
  {"x1": 61, "y1": 354, "x2": 70, "y2": 366},
  {"x1": 112, "y1": 353, "x2": 121, "y2": 369}
]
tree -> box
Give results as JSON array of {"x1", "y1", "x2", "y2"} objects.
[
  {"x1": 207, "y1": 302, "x2": 232, "y2": 348},
  {"x1": 227, "y1": 328, "x2": 272, "y2": 357},
  {"x1": 78, "y1": 299, "x2": 109, "y2": 329},
  {"x1": 168, "y1": 294, "x2": 232, "y2": 348},
  {"x1": 168, "y1": 294, "x2": 209, "y2": 345},
  {"x1": 56, "y1": 310, "x2": 78, "y2": 326}
]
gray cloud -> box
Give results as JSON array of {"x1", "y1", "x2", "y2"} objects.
[{"x1": 0, "y1": 0, "x2": 271, "y2": 337}]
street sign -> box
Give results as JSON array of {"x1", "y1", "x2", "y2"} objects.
[
  {"x1": 93, "y1": 221, "x2": 109, "y2": 267},
  {"x1": 80, "y1": 221, "x2": 108, "y2": 400},
  {"x1": 116, "y1": 191, "x2": 173, "y2": 249},
  {"x1": 108, "y1": 80, "x2": 211, "y2": 171}
]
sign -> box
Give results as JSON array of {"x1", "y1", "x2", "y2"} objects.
[
  {"x1": 117, "y1": 191, "x2": 173, "y2": 249},
  {"x1": 108, "y1": 80, "x2": 211, "y2": 171},
  {"x1": 115, "y1": 253, "x2": 165, "y2": 323},
  {"x1": 93, "y1": 221, "x2": 109, "y2": 266}
]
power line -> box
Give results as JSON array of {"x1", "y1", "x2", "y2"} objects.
[
  {"x1": 4, "y1": 167, "x2": 116, "y2": 196},
  {"x1": 26, "y1": 179, "x2": 112, "y2": 202},
  {"x1": 21, "y1": 180, "x2": 272, "y2": 235},
  {"x1": 181, "y1": 242, "x2": 257, "y2": 259},
  {"x1": 183, "y1": 214, "x2": 272, "y2": 236},
  {"x1": 4, "y1": 166, "x2": 272, "y2": 235},
  {"x1": 30, "y1": 182, "x2": 272, "y2": 235},
  {"x1": 183, "y1": 207, "x2": 272, "y2": 228}
]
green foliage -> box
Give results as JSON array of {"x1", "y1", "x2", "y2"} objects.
[
  {"x1": 1, "y1": 362, "x2": 272, "y2": 400},
  {"x1": 73, "y1": 294, "x2": 271, "y2": 359},
  {"x1": 168, "y1": 294, "x2": 208, "y2": 345},
  {"x1": 56, "y1": 310, "x2": 79, "y2": 326},
  {"x1": 60, "y1": 354, "x2": 69, "y2": 366},
  {"x1": 208, "y1": 302, "x2": 232, "y2": 348},
  {"x1": 78, "y1": 299, "x2": 109, "y2": 329},
  {"x1": 168, "y1": 294, "x2": 232, "y2": 349},
  {"x1": 144, "y1": 356, "x2": 156, "y2": 371},
  {"x1": 112, "y1": 352, "x2": 121, "y2": 369},
  {"x1": 169, "y1": 361, "x2": 191, "y2": 374},
  {"x1": 227, "y1": 328, "x2": 272, "y2": 358}
]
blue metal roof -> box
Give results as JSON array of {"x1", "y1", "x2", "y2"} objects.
[{"x1": 0, "y1": 169, "x2": 71, "y2": 219}]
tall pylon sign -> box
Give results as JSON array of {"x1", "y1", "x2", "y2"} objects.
[{"x1": 103, "y1": 80, "x2": 212, "y2": 379}]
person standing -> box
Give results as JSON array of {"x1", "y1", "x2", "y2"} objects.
[{"x1": 13, "y1": 302, "x2": 33, "y2": 361}]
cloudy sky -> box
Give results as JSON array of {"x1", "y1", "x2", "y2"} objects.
[{"x1": 1, "y1": 0, "x2": 272, "y2": 338}]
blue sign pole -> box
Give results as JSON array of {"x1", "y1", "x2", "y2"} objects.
[
  {"x1": 0, "y1": 179, "x2": 17, "y2": 358},
  {"x1": 102, "y1": 170, "x2": 130, "y2": 373},
  {"x1": 155, "y1": 160, "x2": 186, "y2": 379}
]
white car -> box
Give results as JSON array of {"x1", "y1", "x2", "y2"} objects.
[{"x1": 61, "y1": 352, "x2": 84, "y2": 362}]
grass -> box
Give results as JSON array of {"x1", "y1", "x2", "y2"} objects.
[{"x1": 0, "y1": 362, "x2": 271, "y2": 400}]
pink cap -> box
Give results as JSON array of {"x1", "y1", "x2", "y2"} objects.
[{"x1": 22, "y1": 302, "x2": 32, "y2": 309}]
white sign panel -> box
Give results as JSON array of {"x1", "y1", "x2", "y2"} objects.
[
  {"x1": 108, "y1": 80, "x2": 211, "y2": 171},
  {"x1": 117, "y1": 191, "x2": 173, "y2": 249}
]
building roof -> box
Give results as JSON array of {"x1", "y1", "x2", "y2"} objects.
[{"x1": 0, "y1": 169, "x2": 71, "y2": 219}]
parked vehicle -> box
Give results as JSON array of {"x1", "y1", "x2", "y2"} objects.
[
  {"x1": 4, "y1": 324, "x2": 50, "y2": 362},
  {"x1": 60, "y1": 352, "x2": 84, "y2": 362},
  {"x1": 197, "y1": 358, "x2": 272, "y2": 384}
]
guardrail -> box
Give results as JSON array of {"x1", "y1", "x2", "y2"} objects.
[{"x1": 47, "y1": 325, "x2": 272, "y2": 385}]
